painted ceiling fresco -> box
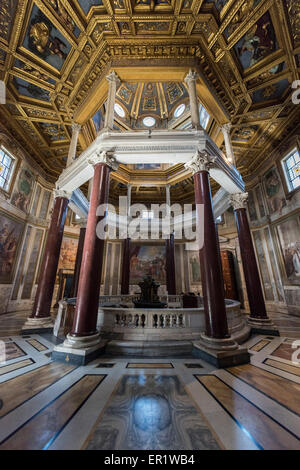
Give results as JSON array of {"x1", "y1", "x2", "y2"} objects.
[{"x1": 0, "y1": 0, "x2": 299, "y2": 189}]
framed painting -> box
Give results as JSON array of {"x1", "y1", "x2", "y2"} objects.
[
  {"x1": 130, "y1": 244, "x2": 166, "y2": 284},
  {"x1": 11, "y1": 166, "x2": 35, "y2": 213},
  {"x1": 57, "y1": 235, "x2": 79, "y2": 274},
  {"x1": 188, "y1": 251, "x2": 201, "y2": 284},
  {"x1": 263, "y1": 166, "x2": 286, "y2": 215},
  {"x1": 275, "y1": 215, "x2": 300, "y2": 285}
]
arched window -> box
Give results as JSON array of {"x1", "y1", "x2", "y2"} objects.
[
  {"x1": 114, "y1": 103, "x2": 126, "y2": 118},
  {"x1": 143, "y1": 116, "x2": 156, "y2": 127},
  {"x1": 174, "y1": 103, "x2": 186, "y2": 118},
  {"x1": 0, "y1": 146, "x2": 16, "y2": 191}
]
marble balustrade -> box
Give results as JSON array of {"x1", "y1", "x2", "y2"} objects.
[
  {"x1": 114, "y1": 312, "x2": 185, "y2": 328},
  {"x1": 53, "y1": 297, "x2": 251, "y2": 344}
]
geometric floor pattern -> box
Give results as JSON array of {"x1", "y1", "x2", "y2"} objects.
[{"x1": 0, "y1": 331, "x2": 299, "y2": 450}]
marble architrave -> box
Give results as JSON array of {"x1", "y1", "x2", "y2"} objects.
[{"x1": 56, "y1": 129, "x2": 245, "y2": 195}]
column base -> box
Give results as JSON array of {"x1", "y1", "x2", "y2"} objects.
[
  {"x1": 51, "y1": 332, "x2": 106, "y2": 365},
  {"x1": 192, "y1": 333, "x2": 250, "y2": 368},
  {"x1": 22, "y1": 316, "x2": 54, "y2": 335},
  {"x1": 247, "y1": 317, "x2": 280, "y2": 336}
]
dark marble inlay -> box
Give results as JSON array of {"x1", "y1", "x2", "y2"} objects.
[
  {"x1": 184, "y1": 363, "x2": 203, "y2": 369},
  {"x1": 3, "y1": 342, "x2": 26, "y2": 361},
  {"x1": 85, "y1": 375, "x2": 220, "y2": 450},
  {"x1": 96, "y1": 363, "x2": 115, "y2": 368}
]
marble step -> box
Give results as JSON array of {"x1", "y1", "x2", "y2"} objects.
[{"x1": 105, "y1": 339, "x2": 193, "y2": 357}]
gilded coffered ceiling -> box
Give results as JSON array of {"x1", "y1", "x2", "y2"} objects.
[{"x1": 0, "y1": 0, "x2": 299, "y2": 199}]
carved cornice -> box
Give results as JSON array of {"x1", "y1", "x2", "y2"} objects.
[
  {"x1": 230, "y1": 192, "x2": 248, "y2": 210},
  {"x1": 184, "y1": 151, "x2": 216, "y2": 174},
  {"x1": 88, "y1": 150, "x2": 119, "y2": 171}
]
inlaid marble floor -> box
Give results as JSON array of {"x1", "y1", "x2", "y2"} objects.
[
  {"x1": 84, "y1": 374, "x2": 220, "y2": 450},
  {"x1": 0, "y1": 317, "x2": 299, "y2": 450}
]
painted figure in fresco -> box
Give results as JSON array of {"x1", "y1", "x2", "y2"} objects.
[
  {"x1": 47, "y1": 0, "x2": 75, "y2": 33},
  {"x1": 13, "y1": 77, "x2": 49, "y2": 101},
  {"x1": 212, "y1": 0, "x2": 228, "y2": 10},
  {"x1": 226, "y1": 0, "x2": 261, "y2": 36},
  {"x1": 130, "y1": 253, "x2": 139, "y2": 278},
  {"x1": 0, "y1": 224, "x2": 17, "y2": 275},
  {"x1": 264, "y1": 169, "x2": 285, "y2": 215},
  {"x1": 190, "y1": 255, "x2": 200, "y2": 283},
  {"x1": 29, "y1": 22, "x2": 67, "y2": 60},
  {"x1": 59, "y1": 241, "x2": 76, "y2": 269},
  {"x1": 237, "y1": 13, "x2": 276, "y2": 68},
  {"x1": 114, "y1": 0, "x2": 125, "y2": 7},
  {"x1": 292, "y1": 243, "x2": 300, "y2": 277},
  {"x1": 0, "y1": 224, "x2": 10, "y2": 248},
  {"x1": 283, "y1": 245, "x2": 295, "y2": 278},
  {"x1": 11, "y1": 168, "x2": 34, "y2": 213},
  {"x1": 136, "y1": 0, "x2": 171, "y2": 7}
]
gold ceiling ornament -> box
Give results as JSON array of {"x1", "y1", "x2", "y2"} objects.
[{"x1": 29, "y1": 22, "x2": 50, "y2": 54}]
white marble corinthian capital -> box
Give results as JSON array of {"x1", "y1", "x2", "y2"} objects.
[
  {"x1": 106, "y1": 70, "x2": 121, "y2": 86},
  {"x1": 221, "y1": 122, "x2": 232, "y2": 134},
  {"x1": 53, "y1": 188, "x2": 72, "y2": 200},
  {"x1": 184, "y1": 70, "x2": 199, "y2": 85},
  {"x1": 230, "y1": 192, "x2": 248, "y2": 210},
  {"x1": 184, "y1": 151, "x2": 216, "y2": 174},
  {"x1": 71, "y1": 122, "x2": 81, "y2": 134},
  {"x1": 88, "y1": 150, "x2": 119, "y2": 171}
]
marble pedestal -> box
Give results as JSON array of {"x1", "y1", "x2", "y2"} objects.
[
  {"x1": 22, "y1": 316, "x2": 54, "y2": 335},
  {"x1": 192, "y1": 333, "x2": 250, "y2": 368},
  {"x1": 52, "y1": 333, "x2": 106, "y2": 365},
  {"x1": 247, "y1": 317, "x2": 280, "y2": 337}
]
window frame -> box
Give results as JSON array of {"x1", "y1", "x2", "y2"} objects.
[
  {"x1": 0, "y1": 145, "x2": 17, "y2": 194},
  {"x1": 281, "y1": 146, "x2": 300, "y2": 194}
]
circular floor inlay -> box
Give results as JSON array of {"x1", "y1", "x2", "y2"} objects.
[{"x1": 133, "y1": 394, "x2": 171, "y2": 431}]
